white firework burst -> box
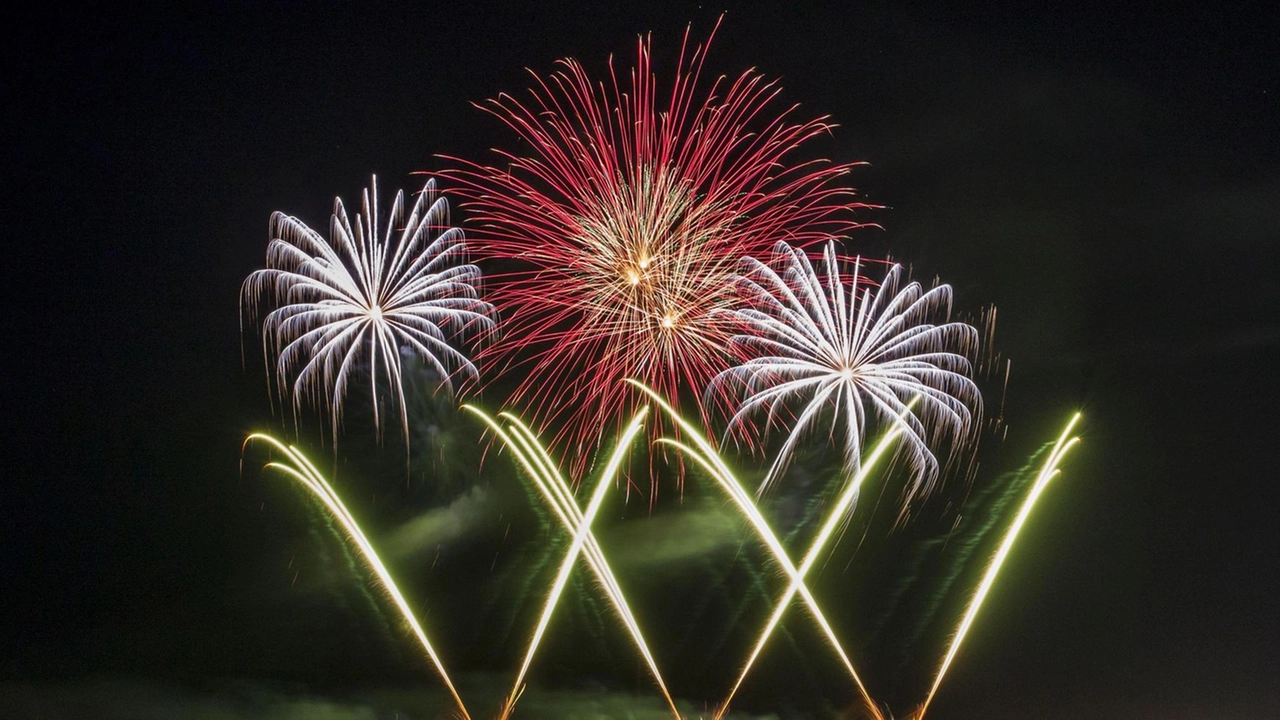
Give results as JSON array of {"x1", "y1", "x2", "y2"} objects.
[
  {"x1": 710, "y1": 241, "x2": 981, "y2": 499},
  {"x1": 242, "y1": 176, "x2": 493, "y2": 445}
]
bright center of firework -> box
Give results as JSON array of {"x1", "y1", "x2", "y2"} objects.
[
  {"x1": 661, "y1": 313, "x2": 676, "y2": 329},
  {"x1": 368, "y1": 305, "x2": 384, "y2": 321},
  {"x1": 639, "y1": 255, "x2": 651, "y2": 270},
  {"x1": 840, "y1": 366, "x2": 854, "y2": 382},
  {"x1": 626, "y1": 269, "x2": 641, "y2": 285}
]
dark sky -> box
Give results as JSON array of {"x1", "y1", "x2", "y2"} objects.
[{"x1": 4, "y1": 2, "x2": 1278, "y2": 719}]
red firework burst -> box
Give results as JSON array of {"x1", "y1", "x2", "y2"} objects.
[{"x1": 447, "y1": 21, "x2": 873, "y2": 475}]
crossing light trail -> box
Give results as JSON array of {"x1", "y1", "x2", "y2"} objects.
[
  {"x1": 485, "y1": 407, "x2": 651, "y2": 720},
  {"x1": 629, "y1": 380, "x2": 884, "y2": 720},
  {"x1": 463, "y1": 405, "x2": 681, "y2": 719},
  {"x1": 715, "y1": 399, "x2": 919, "y2": 719}
]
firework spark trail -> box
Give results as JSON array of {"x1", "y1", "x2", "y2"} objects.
[
  {"x1": 915, "y1": 413, "x2": 1082, "y2": 720},
  {"x1": 883, "y1": 442, "x2": 1056, "y2": 665},
  {"x1": 446, "y1": 21, "x2": 870, "y2": 470},
  {"x1": 714, "y1": 399, "x2": 918, "y2": 720},
  {"x1": 711, "y1": 241, "x2": 980, "y2": 500},
  {"x1": 498, "y1": 412, "x2": 681, "y2": 718},
  {"x1": 463, "y1": 407, "x2": 681, "y2": 719},
  {"x1": 241, "y1": 177, "x2": 493, "y2": 449},
  {"x1": 486, "y1": 407, "x2": 650, "y2": 720},
  {"x1": 241, "y1": 434, "x2": 471, "y2": 720},
  {"x1": 630, "y1": 381, "x2": 883, "y2": 720}
]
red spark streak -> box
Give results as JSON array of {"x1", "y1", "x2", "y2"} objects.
[{"x1": 445, "y1": 21, "x2": 874, "y2": 488}]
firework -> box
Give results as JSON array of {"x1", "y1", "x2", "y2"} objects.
[
  {"x1": 241, "y1": 434, "x2": 471, "y2": 720},
  {"x1": 239, "y1": 394, "x2": 1081, "y2": 720},
  {"x1": 241, "y1": 176, "x2": 493, "y2": 447},
  {"x1": 914, "y1": 413, "x2": 1082, "y2": 720},
  {"x1": 446, "y1": 22, "x2": 869, "y2": 466},
  {"x1": 710, "y1": 241, "x2": 981, "y2": 498},
  {"x1": 631, "y1": 380, "x2": 883, "y2": 720},
  {"x1": 464, "y1": 406, "x2": 680, "y2": 719},
  {"x1": 480, "y1": 406, "x2": 650, "y2": 720},
  {"x1": 716, "y1": 399, "x2": 917, "y2": 720}
]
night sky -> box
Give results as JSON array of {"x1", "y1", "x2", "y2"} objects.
[{"x1": 4, "y1": 2, "x2": 1278, "y2": 719}]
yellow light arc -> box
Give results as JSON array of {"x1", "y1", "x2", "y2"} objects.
[
  {"x1": 463, "y1": 405, "x2": 682, "y2": 719},
  {"x1": 915, "y1": 413, "x2": 1083, "y2": 720},
  {"x1": 627, "y1": 379, "x2": 884, "y2": 720},
  {"x1": 244, "y1": 400, "x2": 1081, "y2": 720},
  {"x1": 484, "y1": 406, "x2": 652, "y2": 720},
  {"x1": 712, "y1": 398, "x2": 919, "y2": 720},
  {"x1": 242, "y1": 433, "x2": 472, "y2": 720}
]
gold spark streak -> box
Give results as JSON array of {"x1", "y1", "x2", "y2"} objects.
[
  {"x1": 463, "y1": 406, "x2": 681, "y2": 719},
  {"x1": 242, "y1": 434, "x2": 471, "y2": 720},
  {"x1": 716, "y1": 399, "x2": 919, "y2": 719},
  {"x1": 628, "y1": 380, "x2": 883, "y2": 720},
  {"x1": 915, "y1": 413, "x2": 1082, "y2": 720},
  {"x1": 492, "y1": 407, "x2": 650, "y2": 720}
]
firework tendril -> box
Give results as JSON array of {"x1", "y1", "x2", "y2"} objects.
[
  {"x1": 446, "y1": 22, "x2": 871, "y2": 475},
  {"x1": 242, "y1": 177, "x2": 493, "y2": 449},
  {"x1": 711, "y1": 241, "x2": 981, "y2": 500}
]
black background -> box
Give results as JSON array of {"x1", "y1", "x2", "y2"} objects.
[{"x1": 4, "y1": 2, "x2": 1278, "y2": 718}]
